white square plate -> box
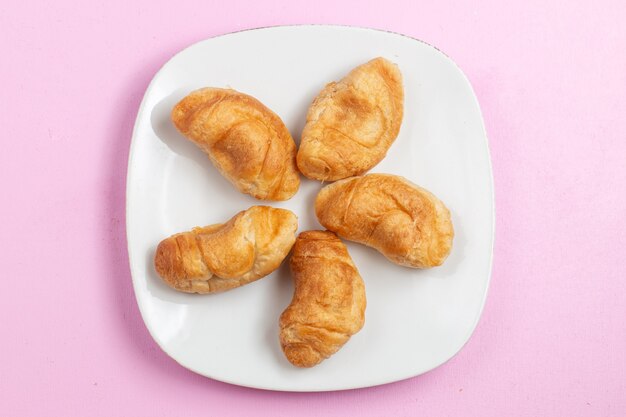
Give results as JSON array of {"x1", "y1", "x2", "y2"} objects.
[{"x1": 126, "y1": 25, "x2": 494, "y2": 391}]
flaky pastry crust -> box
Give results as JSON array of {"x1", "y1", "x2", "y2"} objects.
[
  {"x1": 172, "y1": 88, "x2": 300, "y2": 200},
  {"x1": 315, "y1": 174, "x2": 453, "y2": 268},
  {"x1": 279, "y1": 231, "x2": 366, "y2": 367},
  {"x1": 297, "y1": 57, "x2": 404, "y2": 181},
  {"x1": 154, "y1": 206, "x2": 297, "y2": 293}
]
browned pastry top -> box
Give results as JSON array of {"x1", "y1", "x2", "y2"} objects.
[
  {"x1": 172, "y1": 88, "x2": 300, "y2": 200},
  {"x1": 315, "y1": 174, "x2": 453, "y2": 268},
  {"x1": 154, "y1": 206, "x2": 298, "y2": 293},
  {"x1": 280, "y1": 230, "x2": 366, "y2": 367},
  {"x1": 297, "y1": 57, "x2": 404, "y2": 181}
]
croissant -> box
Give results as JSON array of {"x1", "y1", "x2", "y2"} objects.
[
  {"x1": 171, "y1": 88, "x2": 300, "y2": 200},
  {"x1": 315, "y1": 174, "x2": 453, "y2": 268},
  {"x1": 297, "y1": 57, "x2": 404, "y2": 181},
  {"x1": 279, "y1": 231, "x2": 366, "y2": 367},
  {"x1": 154, "y1": 206, "x2": 297, "y2": 293}
]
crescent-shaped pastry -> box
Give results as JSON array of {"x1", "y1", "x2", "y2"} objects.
[
  {"x1": 154, "y1": 206, "x2": 298, "y2": 293},
  {"x1": 172, "y1": 88, "x2": 300, "y2": 200},
  {"x1": 297, "y1": 57, "x2": 404, "y2": 181},
  {"x1": 315, "y1": 174, "x2": 453, "y2": 268},
  {"x1": 279, "y1": 230, "x2": 366, "y2": 368}
]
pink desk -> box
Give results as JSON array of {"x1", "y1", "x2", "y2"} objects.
[{"x1": 1, "y1": 1, "x2": 624, "y2": 415}]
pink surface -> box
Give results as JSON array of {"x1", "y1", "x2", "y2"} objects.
[{"x1": 1, "y1": 1, "x2": 625, "y2": 415}]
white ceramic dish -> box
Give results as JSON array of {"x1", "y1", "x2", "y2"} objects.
[{"x1": 126, "y1": 25, "x2": 494, "y2": 391}]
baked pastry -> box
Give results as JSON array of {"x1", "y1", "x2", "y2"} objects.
[
  {"x1": 315, "y1": 174, "x2": 453, "y2": 268},
  {"x1": 297, "y1": 57, "x2": 404, "y2": 181},
  {"x1": 279, "y1": 231, "x2": 366, "y2": 367},
  {"x1": 154, "y1": 206, "x2": 297, "y2": 293},
  {"x1": 171, "y1": 88, "x2": 300, "y2": 200}
]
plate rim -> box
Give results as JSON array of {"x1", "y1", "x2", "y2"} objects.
[{"x1": 125, "y1": 24, "x2": 495, "y2": 392}]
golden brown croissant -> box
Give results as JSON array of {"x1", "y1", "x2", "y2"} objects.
[
  {"x1": 154, "y1": 206, "x2": 297, "y2": 293},
  {"x1": 297, "y1": 57, "x2": 404, "y2": 181},
  {"x1": 279, "y1": 231, "x2": 366, "y2": 368},
  {"x1": 172, "y1": 88, "x2": 300, "y2": 200},
  {"x1": 315, "y1": 174, "x2": 453, "y2": 268}
]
